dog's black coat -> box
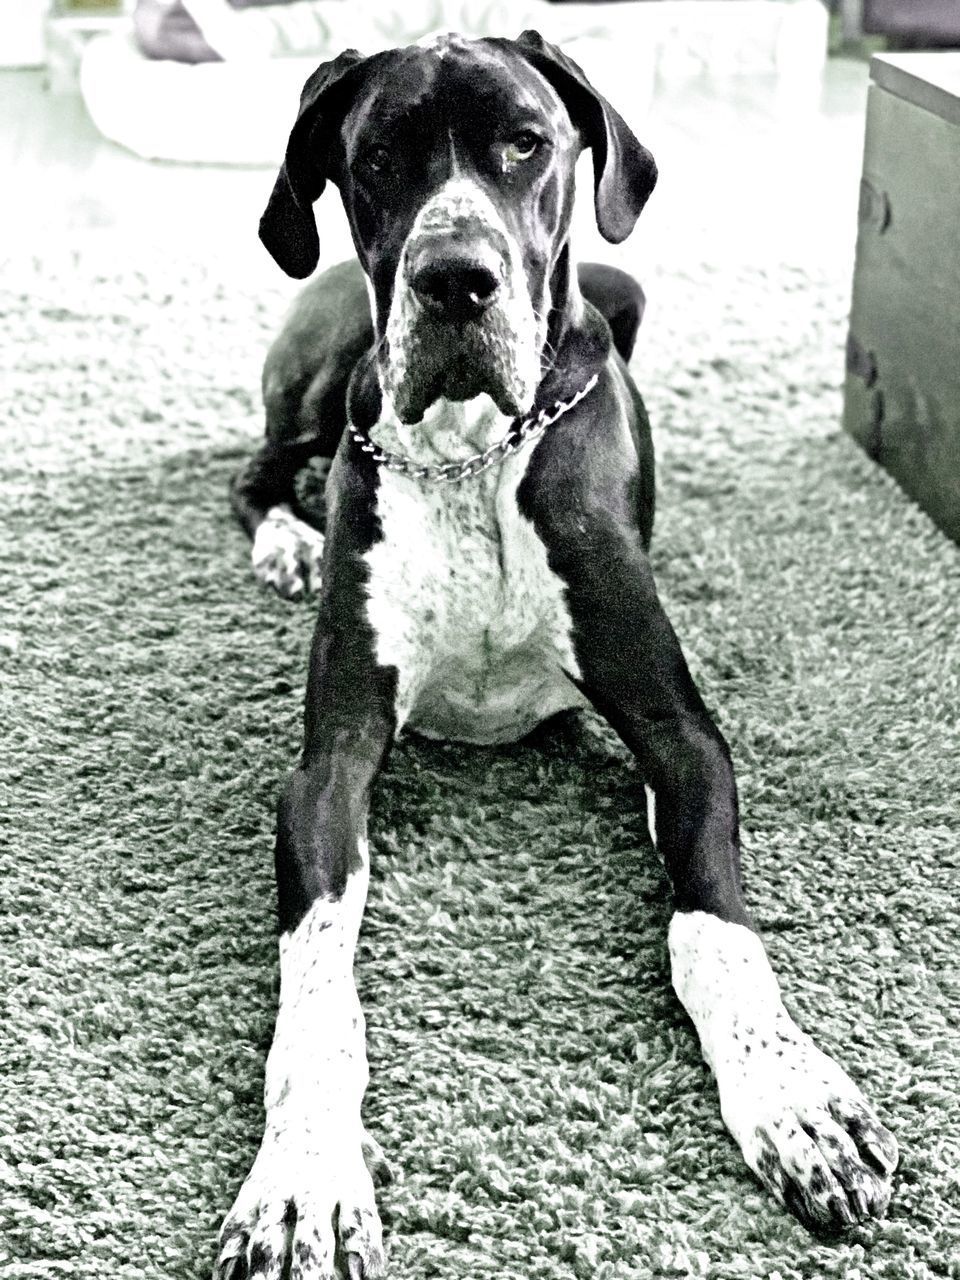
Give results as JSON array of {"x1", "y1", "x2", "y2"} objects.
[
  {"x1": 216, "y1": 32, "x2": 898, "y2": 1274},
  {"x1": 252, "y1": 26, "x2": 749, "y2": 1090}
]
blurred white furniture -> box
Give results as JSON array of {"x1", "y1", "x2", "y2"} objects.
[
  {"x1": 46, "y1": 3, "x2": 132, "y2": 91},
  {"x1": 0, "y1": 0, "x2": 47, "y2": 66},
  {"x1": 77, "y1": 0, "x2": 829, "y2": 165}
]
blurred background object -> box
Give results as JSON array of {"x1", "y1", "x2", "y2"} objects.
[
  {"x1": 0, "y1": 0, "x2": 48, "y2": 66},
  {"x1": 134, "y1": 0, "x2": 294, "y2": 63},
  {"x1": 844, "y1": 0, "x2": 960, "y2": 46},
  {"x1": 840, "y1": 0, "x2": 960, "y2": 48},
  {"x1": 2, "y1": 0, "x2": 953, "y2": 297},
  {"x1": 43, "y1": 0, "x2": 132, "y2": 90},
  {"x1": 71, "y1": 1, "x2": 830, "y2": 163},
  {"x1": 0, "y1": 0, "x2": 848, "y2": 269}
]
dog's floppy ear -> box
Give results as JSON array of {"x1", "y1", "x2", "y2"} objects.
[
  {"x1": 259, "y1": 48, "x2": 368, "y2": 279},
  {"x1": 515, "y1": 29, "x2": 657, "y2": 244}
]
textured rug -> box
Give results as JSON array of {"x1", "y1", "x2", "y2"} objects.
[{"x1": 1, "y1": 245, "x2": 958, "y2": 1280}]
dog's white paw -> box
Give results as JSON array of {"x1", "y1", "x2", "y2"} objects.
[
  {"x1": 669, "y1": 911, "x2": 898, "y2": 1233},
  {"x1": 720, "y1": 1020, "x2": 898, "y2": 1232},
  {"x1": 215, "y1": 1122, "x2": 386, "y2": 1280},
  {"x1": 251, "y1": 504, "x2": 325, "y2": 600}
]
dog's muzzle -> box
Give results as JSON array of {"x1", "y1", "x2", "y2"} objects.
[{"x1": 379, "y1": 180, "x2": 544, "y2": 424}]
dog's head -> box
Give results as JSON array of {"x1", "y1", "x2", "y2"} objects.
[{"x1": 261, "y1": 31, "x2": 657, "y2": 423}]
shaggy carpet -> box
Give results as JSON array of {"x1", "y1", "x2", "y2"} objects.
[{"x1": 1, "y1": 245, "x2": 958, "y2": 1280}]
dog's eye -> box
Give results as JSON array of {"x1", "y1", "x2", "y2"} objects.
[
  {"x1": 364, "y1": 146, "x2": 390, "y2": 173},
  {"x1": 503, "y1": 131, "x2": 541, "y2": 165}
]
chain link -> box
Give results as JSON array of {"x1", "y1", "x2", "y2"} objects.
[{"x1": 348, "y1": 372, "x2": 599, "y2": 483}]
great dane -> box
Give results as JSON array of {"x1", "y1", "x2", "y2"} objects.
[{"x1": 216, "y1": 30, "x2": 898, "y2": 1280}]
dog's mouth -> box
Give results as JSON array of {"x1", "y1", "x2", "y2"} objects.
[{"x1": 380, "y1": 306, "x2": 540, "y2": 425}]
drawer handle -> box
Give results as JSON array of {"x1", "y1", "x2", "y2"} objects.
[
  {"x1": 858, "y1": 178, "x2": 891, "y2": 233},
  {"x1": 846, "y1": 332, "x2": 878, "y2": 388}
]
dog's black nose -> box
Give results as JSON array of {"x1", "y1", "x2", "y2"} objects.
[{"x1": 410, "y1": 254, "x2": 500, "y2": 322}]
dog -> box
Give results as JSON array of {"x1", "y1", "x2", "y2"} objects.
[{"x1": 215, "y1": 31, "x2": 898, "y2": 1280}]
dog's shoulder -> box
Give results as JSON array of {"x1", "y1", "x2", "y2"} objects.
[{"x1": 519, "y1": 346, "x2": 655, "y2": 553}]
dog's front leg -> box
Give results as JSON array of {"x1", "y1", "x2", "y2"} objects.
[
  {"x1": 531, "y1": 494, "x2": 899, "y2": 1232},
  {"x1": 215, "y1": 631, "x2": 395, "y2": 1280}
]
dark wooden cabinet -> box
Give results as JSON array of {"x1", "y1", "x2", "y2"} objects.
[{"x1": 844, "y1": 53, "x2": 960, "y2": 541}]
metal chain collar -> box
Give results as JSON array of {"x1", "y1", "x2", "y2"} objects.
[{"x1": 348, "y1": 372, "x2": 599, "y2": 483}]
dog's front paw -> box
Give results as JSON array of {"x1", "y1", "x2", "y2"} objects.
[
  {"x1": 251, "y1": 505, "x2": 325, "y2": 601},
  {"x1": 215, "y1": 1123, "x2": 385, "y2": 1280},
  {"x1": 720, "y1": 1020, "x2": 898, "y2": 1233}
]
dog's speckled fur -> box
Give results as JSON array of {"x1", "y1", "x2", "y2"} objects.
[
  {"x1": 217, "y1": 839, "x2": 385, "y2": 1279},
  {"x1": 669, "y1": 911, "x2": 899, "y2": 1229},
  {"x1": 379, "y1": 178, "x2": 545, "y2": 424},
  {"x1": 361, "y1": 399, "x2": 583, "y2": 745},
  {"x1": 252, "y1": 503, "x2": 325, "y2": 599}
]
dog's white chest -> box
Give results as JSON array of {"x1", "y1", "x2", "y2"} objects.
[{"x1": 363, "y1": 405, "x2": 583, "y2": 744}]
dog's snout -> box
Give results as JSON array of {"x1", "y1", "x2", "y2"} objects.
[{"x1": 410, "y1": 250, "x2": 501, "y2": 322}]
